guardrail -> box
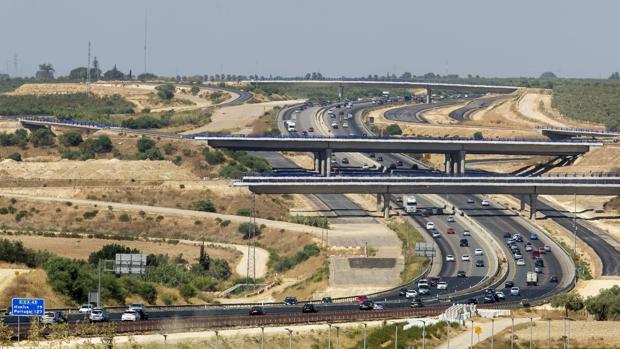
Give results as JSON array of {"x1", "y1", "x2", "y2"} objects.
[
  {"x1": 536, "y1": 126, "x2": 620, "y2": 135},
  {"x1": 239, "y1": 176, "x2": 620, "y2": 185}
]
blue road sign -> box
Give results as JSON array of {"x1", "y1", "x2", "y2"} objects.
[{"x1": 11, "y1": 298, "x2": 45, "y2": 316}]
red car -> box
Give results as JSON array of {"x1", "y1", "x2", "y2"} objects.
[
  {"x1": 538, "y1": 247, "x2": 546, "y2": 254},
  {"x1": 532, "y1": 251, "x2": 541, "y2": 258},
  {"x1": 355, "y1": 295, "x2": 369, "y2": 303},
  {"x1": 308, "y1": 127, "x2": 314, "y2": 132},
  {"x1": 447, "y1": 228, "x2": 455, "y2": 234},
  {"x1": 396, "y1": 160, "x2": 404, "y2": 166}
]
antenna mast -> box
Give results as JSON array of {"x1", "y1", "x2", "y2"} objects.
[
  {"x1": 87, "y1": 41, "x2": 91, "y2": 95},
  {"x1": 143, "y1": 10, "x2": 148, "y2": 75}
]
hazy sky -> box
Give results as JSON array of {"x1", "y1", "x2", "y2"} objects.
[{"x1": 2, "y1": 0, "x2": 619, "y2": 78}]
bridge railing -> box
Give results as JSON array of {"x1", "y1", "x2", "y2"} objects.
[
  {"x1": 18, "y1": 116, "x2": 122, "y2": 129},
  {"x1": 536, "y1": 126, "x2": 620, "y2": 135}
]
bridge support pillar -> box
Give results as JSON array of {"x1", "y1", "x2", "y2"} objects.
[
  {"x1": 520, "y1": 196, "x2": 526, "y2": 211},
  {"x1": 314, "y1": 152, "x2": 320, "y2": 173},
  {"x1": 376, "y1": 193, "x2": 383, "y2": 212},
  {"x1": 323, "y1": 149, "x2": 332, "y2": 177},
  {"x1": 457, "y1": 150, "x2": 466, "y2": 175},
  {"x1": 529, "y1": 194, "x2": 538, "y2": 220},
  {"x1": 426, "y1": 87, "x2": 432, "y2": 104},
  {"x1": 339, "y1": 85, "x2": 345, "y2": 100},
  {"x1": 383, "y1": 193, "x2": 390, "y2": 219},
  {"x1": 444, "y1": 153, "x2": 452, "y2": 174}
]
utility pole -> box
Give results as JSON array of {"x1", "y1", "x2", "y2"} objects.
[
  {"x1": 97, "y1": 259, "x2": 102, "y2": 307},
  {"x1": 143, "y1": 9, "x2": 148, "y2": 75},
  {"x1": 511, "y1": 316, "x2": 515, "y2": 349},
  {"x1": 246, "y1": 193, "x2": 257, "y2": 283},
  {"x1": 86, "y1": 41, "x2": 91, "y2": 95}
]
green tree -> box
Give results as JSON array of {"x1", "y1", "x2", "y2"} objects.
[
  {"x1": 81, "y1": 135, "x2": 113, "y2": 153},
  {"x1": 156, "y1": 84, "x2": 176, "y2": 100},
  {"x1": 238, "y1": 222, "x2": 261, "y2": 239},
  {"x1": 138, "y1": 73, "x2": 158, "y2": 81},
  {"x1": 203, "y1": 148, "x2": 225, "y2": 164},
  {"x1": 384, "y1": 124, "x2": 403, "y2": 136},
  {"x1": 88, "y1": 244, "x2": 140, "y2": 265},
  {"x1": 585, "y1": 285, "x2": 620, "y2": 320},
  {"x1": 136, "y1": 136, "x2": 156, "y2": 152},
  {"x1": 36, "y1": 63, "x2": 55, "y2": 80},
  {"x1": 190, "y1": 85, "x2": 200, "y2": 95},
  {"x1": 192, "y1": 200, "x2": 216, "y2": 212},
  {"x1": 69, "y1": 67, "x2": 88, "y2": 80},
  {"x1": 30, "y1": 128, "x2": 55, "y2": 146},
  {"x1": 551, "y1": 291, "x2": 584, "y2": 317},
  {"x1": 473, "y1": 131, "x2": 483, "y2": 140},
  {"x1": 59, "y1": 130, "x2": 84, "y2": 146},
  {"x1": 103, "y1": 65, "x2": 125, "y2": 80},
  {"x1": 140, "y1": 147, "x2": 164, "y2": 160}
]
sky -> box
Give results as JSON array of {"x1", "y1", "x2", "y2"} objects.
[{"x1": 1, "y1": 0, "x2": 619, "y2": 79}]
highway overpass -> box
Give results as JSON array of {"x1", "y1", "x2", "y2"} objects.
[
  {"x1": 538, "y1": 126, "x2": 620, "y2": 139},
  {"x1": 201, "y1": 135, "x2": 601, "y2": 175},
  {"x1": 247, "y1": 79, "x2": 520, "y2": 103},
  {"x1": 237, "y1": 175, "x2": 620, "y2": 218}
]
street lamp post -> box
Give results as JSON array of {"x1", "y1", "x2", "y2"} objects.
[
  {"x1": 394, "y1": 324, "x2": 398, "y2": 349},
  {"x1": 261, "y1": 326, "x2": 265, "y2": 349},
  {"x1": 285, "y1": 328, "x2": 293, "y2": 349},
  {"x1": 529, "y1": 317, "x2": 533, "y2": 349},
  {"x1": 328, "y1": 323, "x2": 332, "y2": 349},
  {"x1": 362, "y1": 323, "x2": 368, "y2": 349},
  {"x1": 214, "y1": 330, "x2": 219, "y2": 349},
  {"x1": 491, "y1": 318, "x2": 495, "y2": 349},
  {"x1": 548, "y1": 318, "x2": 552, "y2": 349},
  {"x1": 511, "y1": 316, "x2": 515, "y2": 349},
  {"x1": 419, "y1": 320, "x2": 427, "y2": 349},
  {"x1": 162, "y1": 334, "x2": 167, "y2": 349},
  {"x1": 335, "y1": 326, "x2": 340, "y2": 349},
  {"x1": 470, "y1": 319, "x2": 474, "y2": 349}
]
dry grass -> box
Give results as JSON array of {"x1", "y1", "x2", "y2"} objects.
[
  {"x1": 271, "y1": 255, "x2": 329, "y2": 300},
  {"x1": 0, "y1": 269, "x2": 66, "y2": 308}
]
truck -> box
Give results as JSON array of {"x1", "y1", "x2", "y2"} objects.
[
  {"x1": 526, "y1": 271, "x2": 538, "y2": 286},
  {"x1": 403, "y1": 195, "x2": 417, "y2": 213},
  {"x1": 285, "y1": 121, "x2": 296, "y2": 132}
]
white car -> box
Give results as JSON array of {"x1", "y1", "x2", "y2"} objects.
[
  {"x1": 544, "y1": 245, "x2": 551, "y2": 252},
  {"x1": 461, "y1": 255, "x2": 471, "y2": 262},
  {"x1": 447, "y1": 216, "x2": 455, "y2": 223},
  {"x1": 121, "y1": 310, "x2": 141, "y2": 321},
  {"x1": 525, "y1": 245, "x2": 533, "y2": 252},
  {"x1": 432, "y1": 231, "x2": 441, "y2": 238},
  {"x1": 510, "y1": 287, "x2": 520, "y2": 296},
  {"x1": 481, "y1": 200, "x2": 490, "y2": 206},
  {"x1": 463, "y1": 230, "x2": 471, "y2": 236},
  {"x1": 514, "y1": 252, "x2": 523, "y2": 259},
  {"x1": 474, "y1": 248, "x2": 483, "y2": 256},
  {"x1": 362, "y1": 163, "x2": 369, "y2": 170},
  {"x1": 426, "y1": 222, "x2": 436, "y2": 230},
  {"x1": 79, "y1": 304, "x2": 93, "y2": 314},
  {"x1": 342, "y1": 122, "x2": 349, "y2": 128},
  {"x1": 516, "y1": 259, "x2": 526, "y2": 266},
  {"x1": 405, "y1": 289, "x2": 418, "y2": 298},
  {"x1": 417, "y1": 280, "x2": 429, "y2": 288},
  {"x1": 436, "y1": 281, "x2": 448, "y2": 290},
  {"x1": 495, "y1": 290, "x2": 506, "y2": 300},
  {"x1": 446, "y1": 254, "x2": 456, "y2": 262}
]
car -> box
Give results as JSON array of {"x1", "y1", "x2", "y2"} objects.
[
  {"x1": 495, "y1": 291, "x2": 506, "y2": 300},
  {"x1": 550, "y1": 276, "x2": 559, "y2": 283},
  {"x1": 341, "y1": 158, "x2": 349, "y2": 164},
  {"x1": 532, "y1": 251, "x2": 541, "y2": 258},
  {"x1": 483, "y1": 295, "x2": 496, "y2": 303},
  {"x1": 426, "y1": 222, "x2": 436, "y2": 230},
  {"x1": 457, "y1": 271, "x2": 466, "y2": 278},
  {"x1": 418, "y1": 285, "x2": 431, "y2": 295},
  {"x1": 463, "y1": 230, "x2": 471, "y2": 236},
  {"x1": 79, "y1": 304, "x2": 94, "y2": 314},
  {"x1": 121, "y1": 310, "x2": 141, "y2": 322},
  {"x1": 410, "y1": 298, "x2": 424, "y2": 308},
  {"x1": 505, "y1": 281, "x2": 515, "y2": 288},
  {"x1": 331, "y1": 122, "x2": 338, "y2": 129},
  {"x1": 376, "y1": 156, "x2": 383, "y2": 162},
  {"x1": 447, "y1": 216, "x2": 455, "y2": 223},
  {"x1": 89, "y1": 308, "x2": 110, "y2": 323},
  {"x1": 462, "y1": 255, "x2": 471, "y2": 262},
  {"x1": 513, "y1": 234, "x2": 524, "y2": 242},
  {"x1": 411, "y1": 164, "x2": 419, "y2": 170},
  {"x1": 446, "y1": 255, "x2": 455, "y2": 262},
  {"x1": 481, "y1": 200, "x2": 490, "y2": 206},
  {"x1": 284, "y1": 296, "x2": 298, "y2": 305},
  {"x1": 516, "y1": 259, "x2": 526, "y2": 266},
  {"x1": 342, "y1": 122, "x2": 349, "y2": 128},
  {"x1": 514, "y1": 252, "x2": 523, "y2": 259},
  {"x1": 437, "y1": 281, "x2": 448, "y2": 290},
  {"x1": 544, "y1": 245, "x2": 552, "y2": 252},
  {"x1": 359, "y1": 300, "x2": 375, "y2": 310},
  {"x1": 389, "y1": 163, "x2": 397, "y2": 170},
  {"x1": 475, "y1": 260, "x2": 485, "y2": 267},
  {"x1": 128, "y1": 303, "x2": 148, "y2": 320},
  {"x1": 302, "y1": 304, "x2": 318, "y2": 313},
  {"x1": 538, "y1": 247, "x2": 546, "y2": 254},
  {"x1": 503, "y1": 232, "x2": 512, "y2": 238},
  {"x1": 41, "y1": 311, "x2": 67, "y2": 324},
  {"x1": 321, "y1": 297, "x2": 333, "y2": 303},
  {"x1": 459, "y1": 238, "x2": 469, "y2": 247},
  {"x1": 417, "y1": 279, "x2": 429, "y2": 288},
  {"x1": 535, "y1": 266, "x2": 543, "y2": 273},
  {"x1": 467, "y1": 297, "x2": 479, "y2": 304},
  {"x1": 474, "y1": 248, "x2": 483, "y2": 256},
  {"x1": 355, "y1": 295, "x2": 369, "y2": 303},
  {"x1": 467, "y1": 198, "x2": 475, "y2": 204},
  {"x1": 429, "y1": 277, "x2": 440, "y2": 286},
  {"x1": 405, "y1": 289, "x2": 418, "y2": 298},
  {"x1": 530, "y1": 233, "x2": 538, "y2": 240},
  {"x1": 525, "y1": 245, "x2": 533, "y2": 252},
  {"x1": 249, "y1": 306, "x2": 265, "y2": 315},
  {"x1": 447, "y1": 228, "x2": 456, "y2": 234},
  {"x1": 510, "y1": 287, "x2": 520, "y2": 296},
  {"x1": 302, "y1": 131, "x2": 308, "y2": 136},
  {"x1": 372, "y1": 302, "x2": 385, "y2": 310},
  {"x1": 432, "y1": 231, "x2": 441, "y2": 238},
  {"x1": 368, "y1": 153, "x2": 375, "y2": 158},
  {"x1": 399, "y1": 288, "x2": 408, "y2": 297},
  {"x1": 535, "y1": 259, "x2": 544, "y2": 268},
  {"x1": 308, "y1": 127, "x2": 314, "y2": 132},
  {"x1": 362, "y1": 163, "x2": 369, "y2": 170},
  {"x1": 396, "y1": 160, "x2": 404, "y2": 166}
]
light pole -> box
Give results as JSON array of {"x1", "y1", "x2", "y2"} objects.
[
  {"x1": 447, "y1": 321, "x2": 451, "y2": 349},
  {"x1": 362, "y1": 323, "x2": 368, "y2": 349},
  {"x1": 529, "y1": 317, "x2": 533, "y2": 349},
  {"x1": 335, "y1": 326, "x2": 340, "y2": 349},
  {"x1": 162, "y1": 334, "x2": 168, "y2": 349},
  {"x1": 418, "y1": 320, "x2": 427, "y2": 349},
  {"x1": 470, "y1": 319, "x2": 474, "y2": 349},
  {"x1": 563, "y1": 317, "x2": 567, "y2": 349},
  {"x1": 491, "y1": 318, "x2": 495, "y2": 349},
  {"x1": 511, "y1": 316, "x2": 515, "y2": 349},
  {"x1": 394, "y1": 324, "x2": 398, "y2": 349},
  {"x1": 285, "y1": 328, "x2": 293, "y2": 349},
  {"x1": 261, "y1": 326, "x2": 265, "y2": 349},
  {"x1": 547, "y1": 318, "x2": 551, "y2": 349},
  {"x1": 214, "y1": 330, "x2": 219, "y2": 349},
  {"x1": 328, "y1": 323, "x2": 332, "y2": 349}
]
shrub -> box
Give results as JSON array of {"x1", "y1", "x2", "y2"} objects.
[
  {"x1": 236, "y1": 208, "x2": 252, "y2": 216},
  {"x1": 81, "y1": 135, "x2": 112, "y2": 153},
  {"x1": 473, "y1": 131, "x2": 483, "y2": 140},
  {"x1": 118, "y1": 213, "x2": 131, "y2": 222},
  {"x1": 179, "y1": 283, "x2": 197, "y2": 299},
  {"x1": 203, "y1": 149, "x2": 225, "y2": 165},
  {"x1": 6, "y1": 152, "x2": 21, "y2": 161},
  {"x1": 160, "y1": 293, "x2": 176, "y2": 305},
  {"x1": 59, "y1": 131, "x2": 84, "y2": 147},
  {"x1": 122, "y1": 115, "x2": 170, "y2": 129},
  {"x1": 136, "y1": 282, "x2": 158, "y2": 304},
  {"x1": 192, "y1": 200, "x2": 216, "y2": 212},
  {"x1": 30, "y1": 128, "x2": 55, "y2": 147},
  {"x1": 136, "y1": 136, "x2": 156, "y2": 152},
  {"x1": 82, "y1": 210, "x2": 98, "y2": 219},
  {"x1": 288, "y1": 215, "x2": 329, "y2": 228},
  {"x1": 384, "y1": 124, "x2": 402, "y2": 136},
  {"x1": 163, "y1": 143, "x2": 175, "y2": 155},
  {"x1": 238, "y1": 222, "x2": 262, "y2": 239},
  {"x1": 139, "y1": 147, "x2": 164, "y2": 160},
  {"x1": 271, "y1": 244, "x2": 321, "y2": 273},
  {"x1": 156, "y1": 84, "x2": 176, "y2": 100}
]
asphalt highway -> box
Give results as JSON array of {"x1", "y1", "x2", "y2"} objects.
[{"x1": 448, "y1": 95, "x2": 512, "y2": 121}]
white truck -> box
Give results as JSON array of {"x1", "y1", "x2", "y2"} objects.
[
  {"x1": 526, "y1": 271, "x2": 538, "y2": 286},
  {"x1": 285, "y1": 120, "x2": 296, "y2": 132},
  {"x1": 403, "y1": 195, "x2": 417, "y2": 213}
]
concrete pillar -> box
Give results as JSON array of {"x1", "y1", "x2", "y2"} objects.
[
  {"x1": 457, "y1": 150, "x2": 466, "y2": 175},
  {"x1": 314, "y1": 152, "x2": 320, "y2": 173},
  {"x1": 339, "y1": 85, "x2": 345, "y2": 99},
  {"x1": 449, "y1": 153, "x2": 456, "y2": 175},
  {"x1": 426, "y1": 87, "x2": 432, "y2": 104},
  {"x1": 383, "y1": 193, "x2": 390, "y2": 219},
  {"x1": 376, "y1": 193, "x2": 382, "y2": 212},
  {"x1": 519, "y1": 196, "x2": 526, "y2": 211},
  {"x1": 529, "y1": 194, "x2": 538, "y2": 220},
  {"x1": 444, "y1": 153, "x2": 451, "y2": 174},
  {"x1": 324, "y1": 149, "x2": 332, "y2": 177}
]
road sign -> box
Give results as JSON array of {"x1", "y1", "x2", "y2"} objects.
[
  {"x1": 415, "y1": 242, "x2": 436, "y2": 257},
  {"x1": 115, "y1": 253, "x2": 147, "y2": 275},
  {"x1": 475, "y1": 326, "x2": 481, "y2": 335},
  {"x1": 11, "y1": 298, "x2": 45, "y2": 316}
]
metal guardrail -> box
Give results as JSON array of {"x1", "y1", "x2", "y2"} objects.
[{"x1": 536, "y1": 126, "x2": 620, "y2": 135}]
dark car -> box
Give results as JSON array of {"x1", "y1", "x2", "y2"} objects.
[
  {"x1": 369, "y1": 153, "x2": 375, "y2": 158},
  {"x1": 399, "y1": 288, "x2": 408, "y2": 297},
  {"x1": 41, "y1": 311, "x2": 68, "y2": 324},
  {"x1": 475, "y1": 260, "x2": 485, "y2": 267},
  {"x1": 376, "y1": 156, "x2": 383, "y2": 162},
  {"x1": 410, "y1": 298, "x2": 424, "y2": 308},
  {"x1": 550, "y1": 276, "x2": 559, "y2": 283},
  {"x1": 341, "y1": 158, "x2": 349, "y2": 164},
  {"x1": 284, "y1": 296, "x2": 298, "y2": 305},
  {"x1": 411, "y1": 164, "x2": 419, "y2": 170},
  {"x1": 389, "y1": 163, "x2": 397, "y2": 170},
  {"x1": 302, "y1": 304, "x2": 318, "y2": 313},
  {"x1": 429, "y1": 277, "x2": 440, "y2": 287},
  {"x1": 467, "y1": 297, "x2": 479, "y2": 304},
  {"x1": 503, "y1": 232, "x2": 512, "y2": 238},
  {"x1": 505, "y1": 281, "x2": 515, "y2": 288},
  {"x1": 483, "y1": 295, "x2": 496, "y2": 304},
  {"x1": 396, "y1": 160, "x2": 404, "y2": 166},
  {"x1": 459, "y1": 238, "x2": 469, "y2": 247},
  {"x1": 249, "y1": 306, "x2": 265, "y2": 316},
  {"x1": 359, "y1": 300, "x2": 374, "y2": 310},
  {"x1": 321, "y1": 297, "x2": 333, "y2": 304},
  {"x1": 457, "y1": 271, "x2": 466, "y2": 278}
]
